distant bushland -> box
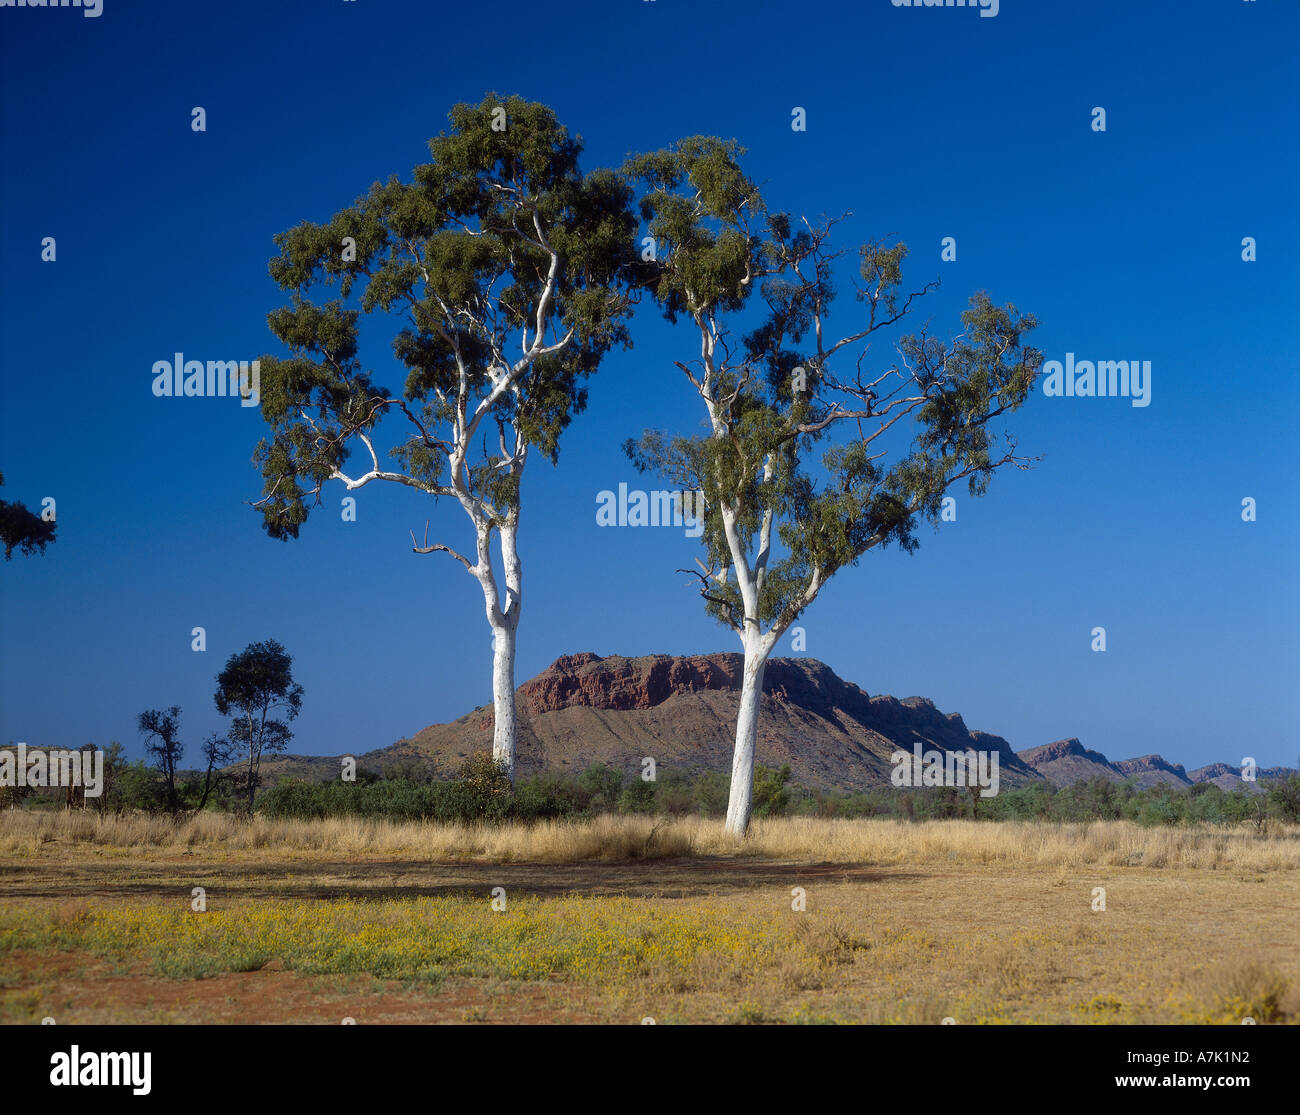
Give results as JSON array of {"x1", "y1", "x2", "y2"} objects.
[
  {"x1": 10, "y1": 746, "x2": 1296, "y2": 828},
  {"x1": 255, "y1": 758, "x2": 1297, "y2": 829}
]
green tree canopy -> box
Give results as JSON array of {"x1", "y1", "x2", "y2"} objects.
[
  {"x1": 214, "y1": 638, "x2": 303, "y2": 811},
  {"x1": 250, "y1": 94, "x2": 640, "y2": 781},
  {"x1": 623, "y1": 137, "x2": 1043, "y2": 834},
  {"x1": 253, "y1": 93, "x2": 638, "y2": 537}
]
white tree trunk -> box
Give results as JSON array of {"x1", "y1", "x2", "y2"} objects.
[
  {"x1": 724, "y1": 636, "x2": 771, "y2": 837},
  {"x1": 488, "y1": 517, "x2": 522, "y2": 784},
  {"x1": 490, "y1": 618, "x2": 518, "y2": 783}
]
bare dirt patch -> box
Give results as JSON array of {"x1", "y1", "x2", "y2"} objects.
[{"x1": 1, "y1": 948, "x2": 612, "y2": 1025}]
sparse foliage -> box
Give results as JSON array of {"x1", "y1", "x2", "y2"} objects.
[
  {"x1": 251, "y1": 94, "x2": 639, "y2": 783},
  {"x1": 137, "y1": 706, "x2": 184, "y2": 815},
  {"x1": 213, "y1": 639, "x2": 304, "y2": 813},
  {"x1": 623, "y1": 137, "x2": 1042, "y2": 834}
]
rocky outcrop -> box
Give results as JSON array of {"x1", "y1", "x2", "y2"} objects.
[
  {"x1": 1187, "y1": 762, "x2": 1259, "y2": 792},
  {"x1": 1114, "y1": 754, "x2": 1192, "y2": 789},
  {"x1": 521, "y1": 653, "x2": 740, "y2": 712},
  {"x1": 377, "y1": 652, "x2": 1040, "y2": 791},
  {"x1": 254, "y1": 653, "x2": 1297, "y2": 795},
  {"x1": 1016, "y1": 738, "x2": 1125, "y2": 786}
]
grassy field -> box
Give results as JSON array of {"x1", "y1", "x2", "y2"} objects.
[{"x1": 1, "y1": 812, "x2": 1296, "y2": 1024}]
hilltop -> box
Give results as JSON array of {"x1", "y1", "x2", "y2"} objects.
[{"x1": 250, "y1": 652, "x2": 1290, "y2": 795}]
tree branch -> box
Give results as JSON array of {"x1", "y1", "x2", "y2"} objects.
[{"x1": 410, "y1": 520, "x2": 474, "y2": 571}]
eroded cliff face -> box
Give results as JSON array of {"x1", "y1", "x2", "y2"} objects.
[
  {"x1": 520, "y1": 653, "x2": 741, "y2": 712},
  {"x1": 255, "y1": 651, "x2": 1291, "y2": 794},
  {"x1": 1014, "y1": 738, "x2": 1126, "y2": 787},
  {"x1": 374, "y1": 652, "x2": 1039, "y2": 791}
]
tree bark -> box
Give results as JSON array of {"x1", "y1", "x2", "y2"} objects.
[
  {"x1": 245, "y1": 712, "x2": 257, "y2": 814},
  {"x1": 724, "y1": 634, "x2": 772, "y2": 837},
  {"x1": 489, "y1": 618, "x2": 518, "y2": 783},
  {"x1": 478, "y1": 515, "x2": 522, "y2": 785}
]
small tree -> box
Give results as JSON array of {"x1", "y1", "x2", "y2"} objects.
[
  {"x1": 577, "y1": 762, "x2": 623, "y2": 812},
  {"x1": 213, "y1": 639, "x2": 303, "y2": 813},
  {"x1": 1266, "y1": 770, "x2": 1300, "y2": 825},
  {"x1": 752, "y1": 763, "x2": 792, "y2": 818},
  {"x1": 252, "y1": 94, "x2": 637, "y2": 783},
  {"x1": 0, "y1": 472, "x2": 56, "y2": 559},
  {"x1": 91, "y1": 741, "x2": 125, "y2": 816},
  {"x1": 455, "y1": 752, "x2": 512, "y2": 820},
  {"x1": 625, "y1": 137, "x2": 1042, "y2": 835},
  {"x1": 137, "y1": 706, "x2": 184, "y2": 815},
  {"x1": 114, "y1": 760, "x2": 163, "y2": 814},
  {"x1": 180, "y1": 732, "x2": 237, "y2": 813}
]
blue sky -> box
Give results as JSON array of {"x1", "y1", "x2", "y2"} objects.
[{"x1": 2, "y1": 0, "x2": 1296, "y2": 773}]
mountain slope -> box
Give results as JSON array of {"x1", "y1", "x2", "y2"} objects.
[
  {"x1": 1114, "y1": 754, "x2": 1193, "y2": 789},
  {"x1": 1015, "y1": 738, "x2": 1124, "y2": 786},
  {"x1": 248, "y1": 652, "x2": 1294, "y2": 795},
  {"x1": 368, "y1": 652, "x2": 1041, "y2": 792}
]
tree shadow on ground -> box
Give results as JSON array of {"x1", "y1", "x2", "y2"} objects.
[{"x1": 0, "y1": 857, "x2": 927, "y2": 902}]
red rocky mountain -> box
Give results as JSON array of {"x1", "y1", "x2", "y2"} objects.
[
  {"x1": 368, "y1": 651, "x2": 1041, "y2": 791},
  {"x1": 1015, "y1": 738, "x2": 1126, "y2": 786},
  {"x1": 255, "y1": 653, "x2": 1293, "y2": 793}
]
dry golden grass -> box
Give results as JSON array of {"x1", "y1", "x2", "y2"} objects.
[
  {"x1": 2, "y1": 863, "x2": 1296, "y2": 1024},
  {"x1": 1186, "y1": 956, "x2": 1300, "y2": 1024},
  {"x1": 2, "y1": 809, "x2": 1297, "y2": 870},
  {"x1": 1, "y1": 810, "x2": 1296, "y2": 1024}
]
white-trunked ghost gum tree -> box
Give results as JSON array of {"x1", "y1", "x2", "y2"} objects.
[
  {"x1": 251, "y1": 95, "x2": 638, "y2": 783},
  {"x1": 623, "y1": 138, "x2": 1044, "y2": 836}
]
